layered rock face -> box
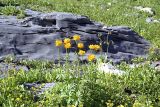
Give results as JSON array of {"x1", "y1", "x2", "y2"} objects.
[{"x1": 0, "y1": 9, "x2": 150, "y2": 64}]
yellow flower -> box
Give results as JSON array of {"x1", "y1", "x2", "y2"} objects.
[
  {"x1": 117, "y1": 105, "x2": 124, "y2": 107},
  {"x1": 106, "y1": 100, "x2": 113, "y2": 107},
  {"x1": 16, "y1": 98, "x2": 20, "y2": 101},
  {"x1": 64, "y1": 38, "x2": 71, "y2": 44},
  {"x1": 94, "y1": 45, "x2": 101, "y2": 51},
  {"x1": 64, "y1": 43, "x2": 71, "y2": 49},
  {"x1": 73, "y1": 34, "x2": 80, "y2": 41},
  {"x1": 89, "y1": 44, "x2": 95, "y2": 50},
  {"x1": 88, "y1": 54, "x2": 95, "y2": 61},
  {"x1": 78, "y1": 50, "x2": 85, "y2": 56},
  {"x1": 133, "y1": 101, "x2": 145, "y2": 107},
  {"x1": 89, "y1": 44, "x2": 101, "y2": 51},
  {"x1": 77, "y1": 43, "x2": 84, "y2": 49},
  {"x1": 106, "y1": 102, "x2": 114, "y2": 107},
  {"x1": 55, "y1": 40, "x2": 63, "y2": 47}
]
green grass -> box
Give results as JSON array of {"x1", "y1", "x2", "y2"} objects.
[
  {"x1": 0, "y1": 0, "x2": 160, "y2": 106},
  {"x1": 0, "y1": 59, "x2": 160, "y2": 107}
]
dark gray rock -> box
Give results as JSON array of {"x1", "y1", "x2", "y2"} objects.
[
  {"x1": 23, "y1": 82, "x2": 56, "y2": 101},
  {"x1": 0, "y1": 9, "x2": 150, "y2": 64},
  {"x1": 151, "y1": 61, "x2": 160, "y2": 72},
  {"x1": 39, "y1": 82, "x2": 56, "y2": 94}
]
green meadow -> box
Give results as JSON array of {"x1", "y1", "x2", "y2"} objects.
[{"x1": 0, "y1": 0, "x2": 160, "y2": 106}]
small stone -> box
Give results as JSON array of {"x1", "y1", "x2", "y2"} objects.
[
  {"x1": 38, "y1": 82, "x2": 55, "y2": 94},
  {"x1": 134, "y1": 6, "x2": 155, "y2": 15},
  {"x1": 98, "y1": 63, "x2": 125, "y2": 75},
  {"x1": 151, "y1": 61, "x2": 160, "y2": 71},
  {"x1": 146, "y1": 17, "x2": 159, "y2": 23},
  {"x1": 146, "y1": 17, "x2": 154, "y2": 23},
  {"x1": 24, "y1": 82, "x2": 55, "y2": 93}
]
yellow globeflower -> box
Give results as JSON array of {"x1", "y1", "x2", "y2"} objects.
[
  {"x1": 55, "y1": 40, "x2": 63, "y2": 47},
  {"x1": 117, "y1": 105, "x2": 124, "y2": 107},
  {"x1": 73, "y1": 35, "x2": 80, "y2": 41},
  {"x1": 16, "y1": 98, "x2": 21, "y2": 101},
  {"x1": 88, "y1": 54, "x2": 95, "y2": 61},
  {"x1": 64, "y1": 43, "x2": 71, "y2": 49},
  {"x1": 94, "y1": 45, "x2": 101, "y2": 51},
  {"x1": 77, "y1": 43, "x2": 84, "y2": 49},
  {"x1": 89, "y1": 44, "x2": 95, "y2": 50},
  {"x1": 64, "y1": 38, "x2": 71, "y2": 44},
  {"x1": 78, "y1": 50, "x2": 85, "y2": 56}
]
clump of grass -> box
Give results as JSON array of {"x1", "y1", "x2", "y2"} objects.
[
  {"x1": 1, "y1": 59, "x2": 159, "y2": 106},
  {"x1": 0, "y1": 5, "x2": 25, "y2": 18}
]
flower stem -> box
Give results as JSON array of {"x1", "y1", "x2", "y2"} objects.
[{"x1": 58, "y1": 48, "x2": 60, "y2": 66}]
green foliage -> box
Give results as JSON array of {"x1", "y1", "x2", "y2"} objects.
[
  {"x1": 0, "y1": 0, "x2": 160, "y2": 106},
  {"x1": 0, "y1": 6, "x2": 19, "y2": 15},
  {"x1": 1, "y1": 58, "x2": 159, "y2": 106},
  {"x1": 0, "y1": 5, "x2": 25, "y2": 18}
]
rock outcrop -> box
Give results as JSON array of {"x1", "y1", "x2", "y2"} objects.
[{"x1": 0, "y1": 9, "x2": 150, "y2": 64}]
